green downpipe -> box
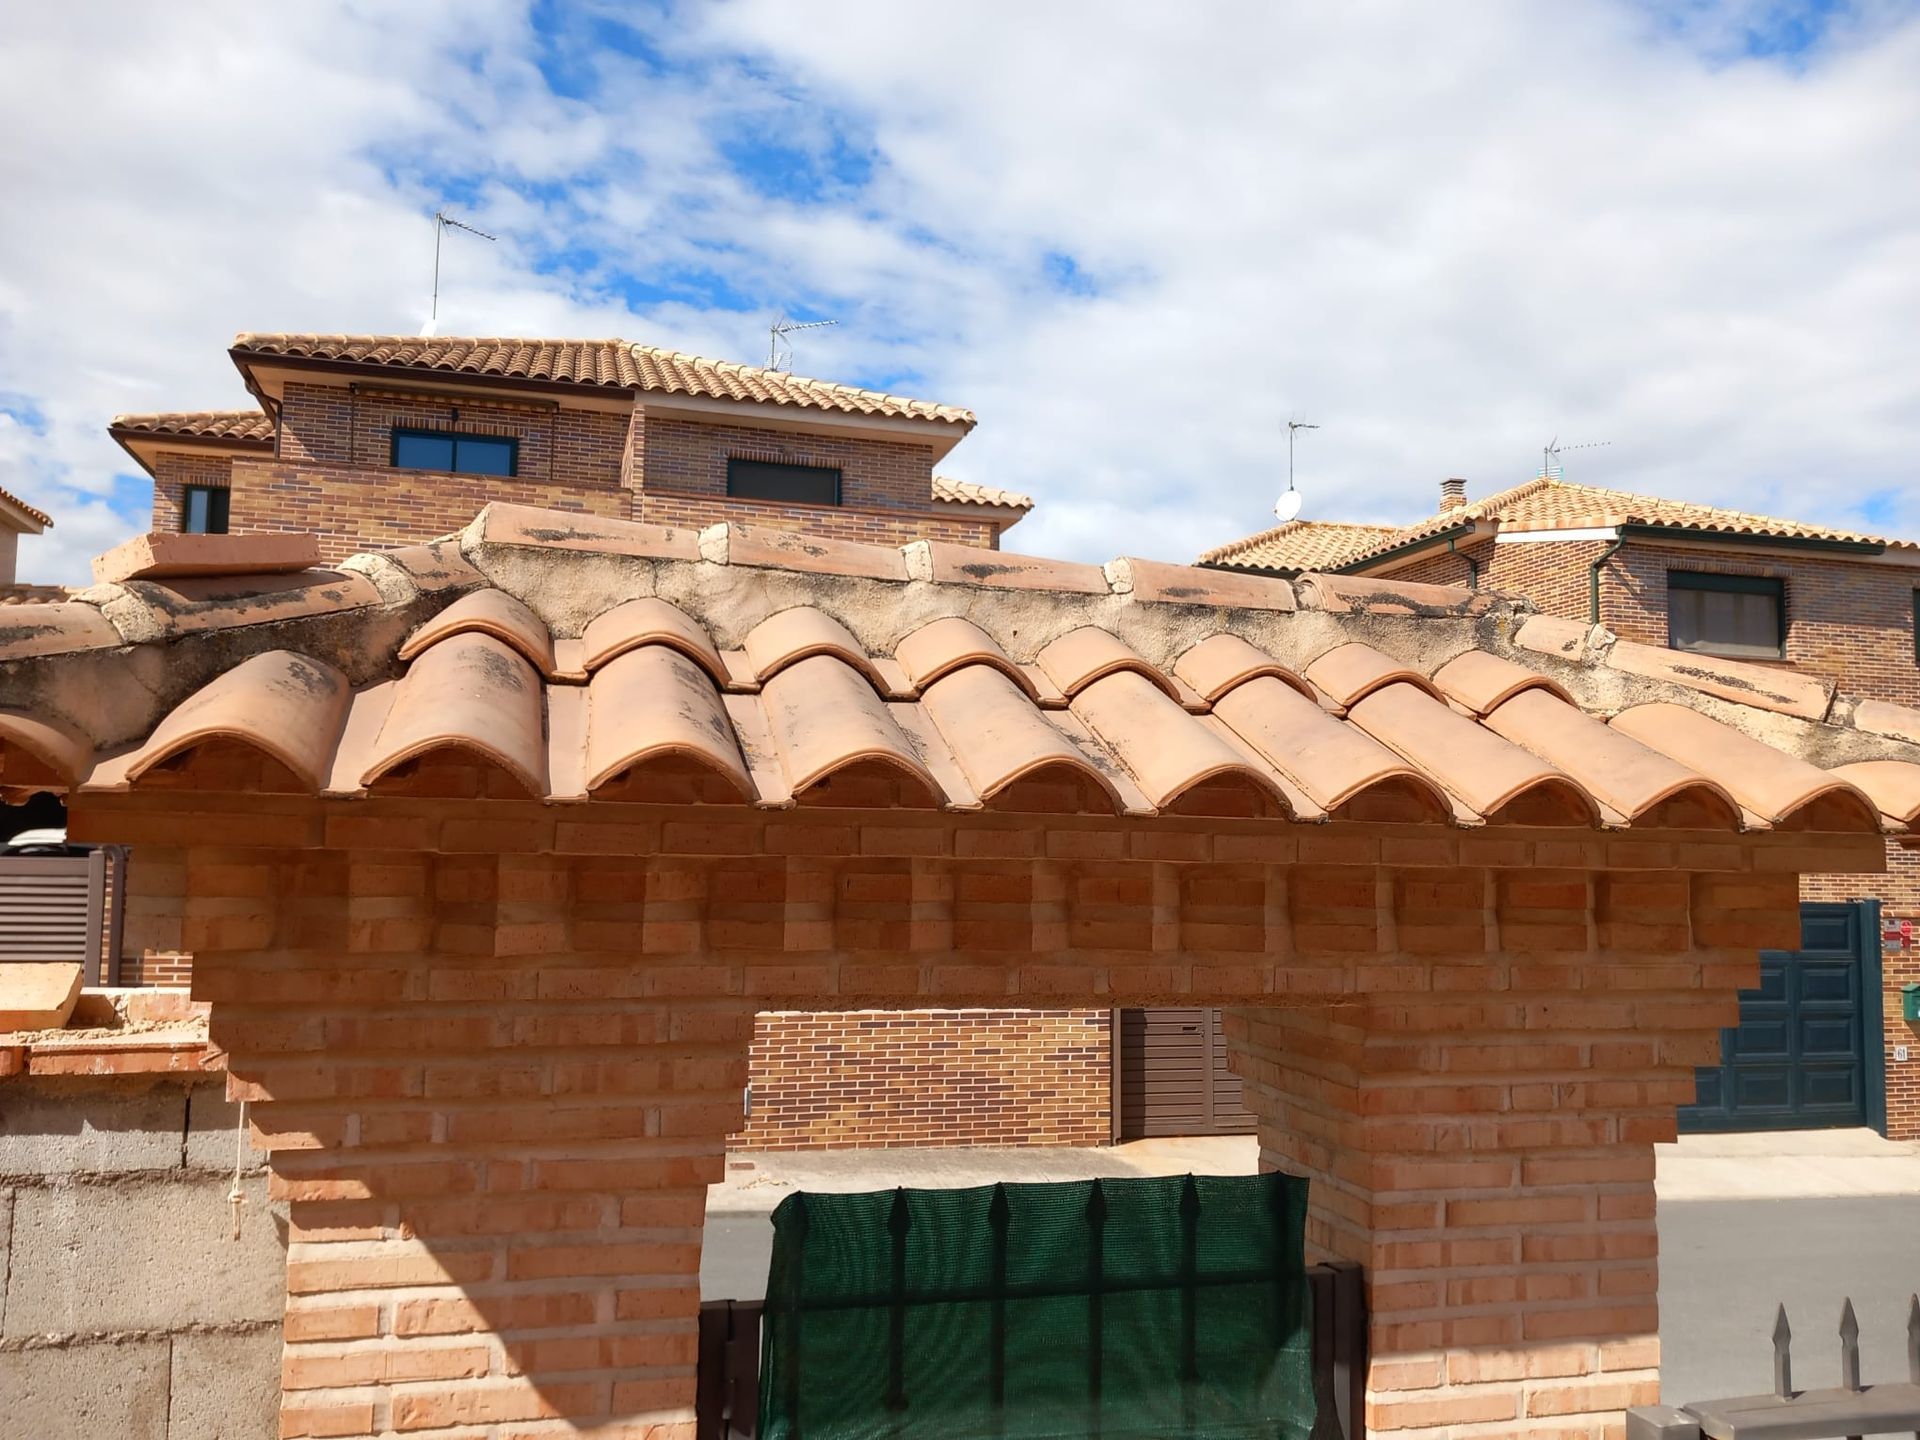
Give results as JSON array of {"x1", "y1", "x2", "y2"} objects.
[{"x1": 1589, "y1": 535, "x2": 1625, "y2": 626}]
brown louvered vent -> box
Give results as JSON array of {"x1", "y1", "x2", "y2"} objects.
[{"x1": 0, "y1": 850, "x2": 124, "y2": 983}]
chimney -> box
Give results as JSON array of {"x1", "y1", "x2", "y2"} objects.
[{"x1": 1439, "y1": 477, "x2": 1468, "y2": 512}]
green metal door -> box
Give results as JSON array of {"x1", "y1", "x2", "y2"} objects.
[{"x1": 1680, "y1": 901, "x2": 1882, "y2": 1133}]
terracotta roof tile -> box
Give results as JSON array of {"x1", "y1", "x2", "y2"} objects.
[
  {"x1": 108, "y1": 410, "x2": 275, "y2": 445},
  {"x1": 0, "y1": 485, "x2": 53, "y2": 530},
  {"x1": 232, "y1": 333, "x2": 974, "y2": 427},
  {"x1": 1204, "y1": 477, "x2": 1915, "y2": 573},
  {"x1": 931, "y1": 475, "x2": 1033, "y2": 509},
  {"x1": 1, "y1": 502, "x2": 1913, "y2": 842}
]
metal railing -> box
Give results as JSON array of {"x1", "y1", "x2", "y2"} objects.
[
  {"x1": 0, "y1": 846, "x2": 126, "y2": 984},
  {"x1": 696, "y1": 1259, "x2": 1368, "y2": 1440},
  {"x1": 1630, "y1": 1295, "x2": 1920, "y2": 1439}
]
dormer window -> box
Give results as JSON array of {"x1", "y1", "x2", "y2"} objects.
[
  {"x1": 391, "y1": 428, "x2": 517, "y2": 477},
  {"x1": 727, "y1": 458, "x2": 841, "y2": 506}
]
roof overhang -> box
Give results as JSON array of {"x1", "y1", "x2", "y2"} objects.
[
  {"x1": 0, "y1": 491, "x2": 50, "y2": 534},
  {"x1": 109, "y1": 426, "x2": 275, "y2": 481},
  {"x1": 635, "y1": 393, "x2": 970, "y2": 461},
  {"x1": 1336, "y1": 521, "x2": 1488, "y2": 577}
]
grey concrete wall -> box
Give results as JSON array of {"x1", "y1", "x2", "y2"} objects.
[{"x1": 0, "y1": 1077, "x2": 286, "y2": 1439}]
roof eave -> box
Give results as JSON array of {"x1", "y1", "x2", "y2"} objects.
[
  {"x1": 1336, "y1": 520, "x2": 1481, "y2": 574},
  {"x1": 1617, "y1": 522, "x2": 1886, "y2": 557}
]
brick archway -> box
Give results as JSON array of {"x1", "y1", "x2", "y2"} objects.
[{"x1": 81, "y1": 793, "x2": 1873, "y2": 1439}]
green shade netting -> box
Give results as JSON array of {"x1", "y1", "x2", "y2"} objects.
[{"x1": 759, "y1": 1171, "x2": 1315, "y2": 1440}]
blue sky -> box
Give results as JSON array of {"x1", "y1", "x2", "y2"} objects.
[{"x1": 1, "y1": 0, "x2": 1918, "y2": 582}]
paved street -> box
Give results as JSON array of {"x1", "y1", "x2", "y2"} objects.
[{"x1": 703, "y1": 1130, "x2": 1920, "y2": 1417}]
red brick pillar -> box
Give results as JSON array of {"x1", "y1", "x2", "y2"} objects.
[
  {"x1": 194, "y1": 847, "x2": 751, "y2": 1440},
  {"x1": 1226, "y1": 866, "x2": 1790, "y2": 1438}
]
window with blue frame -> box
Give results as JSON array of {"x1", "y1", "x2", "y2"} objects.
[{"x1": 390, "y1": 427, "x2": 518, "y2": 477}]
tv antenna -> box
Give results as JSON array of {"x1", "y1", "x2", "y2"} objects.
[
  {"x1": 1275, "y1": 418, "x2": 1318, "y2": 522},
  {"x1": 1541, "y1": 437, "x2": 1610, "y2": 480},
  {"x1": 769, "y1": 315, "x2": 837, "y2": 372},
  {"x1": 424, "y1": 210, "x2": 497, "y2": 336}
]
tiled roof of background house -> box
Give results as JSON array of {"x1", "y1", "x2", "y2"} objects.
[
  {"x1": 230, "y1": 334, "x2": 977, "y2": 427},
  {"x1": 4, "y1": 504, "x2": 1919, "y2": 842},
  {"x1": 1198, "y1": 520, "x2": 1397, "y2": 573},
  {"x1": 109, "y1": 410, "x2": 276, "y2": 444},
  {"x1": 0, "y1": 484, "x2": 53, "y2": 530},
  {"x1": 931, "y1": 476, "x2": 1034, "y2": 510},
  {"x1": 1202, "y1": 478, "x2": 1916, "y2": 572}
]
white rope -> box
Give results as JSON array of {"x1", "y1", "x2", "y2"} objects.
[{"x1": 228, "y1": 1098, "x2": 249, "y2": 1241}]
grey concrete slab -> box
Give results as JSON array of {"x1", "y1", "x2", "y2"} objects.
[
  {"x1": 0, "y1": 1337, "x2": 171, "y2": 1439},
  {"x1": 3, "y1": 1174, "x2": 285, "y2": 1338},
  {"x1": 169, "y1": 1329, "x2": 282, "y2": 1440},
  {"x1": 182, "y1": 1086, "x2": 269, "y2": 1174},
  {"x1": 0, "y1": 1086, "x2": 189, "y2": 1178},
  {"x1": 1659, "y1": 1197, "x2": 1920, "y2": 1411}
]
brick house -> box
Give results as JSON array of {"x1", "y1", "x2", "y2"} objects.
[
  {"x1": 102, "y1": 336, "x2": 1154, "y2": 1154},
  {"x1": 5, "y1": 506, "x2": 1919, "y2": 1435},
  {"x1": 1204, "y1": 475, "x2": 1920, "y2": 1139}
]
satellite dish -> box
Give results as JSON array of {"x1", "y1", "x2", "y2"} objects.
[{"x1": 1273, "y1": 489, "x2": 1302, "y2": 523}]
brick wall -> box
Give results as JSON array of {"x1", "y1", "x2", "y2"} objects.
[
  {"x1": 638, "y1": 415, "x2": 936, "y2": 512},
  {"x1": 224, "y1": 458, "x2": 629, "y2": 560},
  {"x1": 735, "y1": 1009, "x2": 1109, "y2": 1150},
  {"x1": 68, "y1": 778, "x2": 1854, "y2": 1440},
  {"x1": 637, "y1": 491, "x2": 1000, "y2": 548}
]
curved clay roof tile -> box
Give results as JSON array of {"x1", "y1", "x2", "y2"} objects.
[
  {"x1": 893, "y1": 616, "x2": 1035, "y2": 697},
  {"x1": 1430, "y1": 651, "x2": 1574, "y2": 717},
  {"x1": 1034, "y1": 627, "x2": 1180, "y2": 701},
  {"x1": 581, "y1": 597, "x2": 726, "y2": 683},
  {"x1": 1172, "y1": 634, "x2": 1314, "y2": 704},
  {"x1": 1210, "y1": 676, "x2": 1448, "y2": 818},
  {"x1": 127, "y1": 650, "x2": 350, "y2": 793},
  {"x1": 919, "y1": 663, "x2": 1122, "y2": 811},
  {"x1": 398, "y1": 589, "x2": 556, "y2": 677},
  {"x1": 0, "y1": 710, "x2": 95, "y2": 785},
  {"x1": 1827, "y1": 760, "x2": 1920, "y2": 824},
  {"x1": 1482, "y1": 689, "x2": 1740, "y2": 827},
  {"x1": 743, "y1": 607, "x2": 886, "y2": 689},
  {"x1": 760, "y1": 654, "x2": 939, "y2": 801},
  {"x1": 1303, "y1": 642, "x2": 1442, "y2": 708},
  {"x1": 585, "y1": 646, "x2": 752, "y2": 797},
  {"x1": 1348, "y1": 682, "x2": 1600, "y2": 825},
  {"x1": 1609, "y1": 703, "x2": 1880, "y2": 831},
  {"x1": 362, "y1": 633, "x2": 547, "y2": 797},
  {"x1": 1070, "y1": 670, "x2": 1290, "y2": 813}
]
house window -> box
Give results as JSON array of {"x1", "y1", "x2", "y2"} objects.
[
  {"x1": 390, "y1": 428, "x2": 518, "y2": 477},
  {"x1": 727, "y1": 458, "x2": 842, "y2": 506},
  {"x1": 181, "y1": 485, "x2": 230, "y2": 535},
  {"x1": 1667, "y1": 571, "x2": 1785, "y2": 659}
]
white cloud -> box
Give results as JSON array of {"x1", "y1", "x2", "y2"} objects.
[{"x1": 1, "y1": 1, "x2": 1917, "y2": 584}]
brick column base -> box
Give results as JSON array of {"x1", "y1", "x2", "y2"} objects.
[
  {"x1": 197, "y1": 854, "x2": 752, "y2": 1440},
  {"x1": 1225, "y1": 868, "x2": 1788, "y2": 1438}
]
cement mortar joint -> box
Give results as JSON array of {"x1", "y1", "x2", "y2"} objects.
[{"x1": 0, "y1": 1318, "x2": 281, "y2": 1353}]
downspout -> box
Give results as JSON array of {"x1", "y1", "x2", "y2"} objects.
[
  {"x1": 1448, "y1": 535, "x2": 1479, "y2": 590},
  {"x1": 1589, "y1": 533, "x2": 1625, "y2": 626}
]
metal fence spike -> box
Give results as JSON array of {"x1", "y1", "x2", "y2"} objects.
[
  {"x1": 1773, "y1": 1303, "x2": 1793, "y2": 1399},
  {"x1": 1839, "y1": 1297, "x2": 1862, "y2": 1393}
]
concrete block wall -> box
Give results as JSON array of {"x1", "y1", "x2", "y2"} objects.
[{"x1": 0, "y1": 1077, "x2": 287, "y2": 1439}]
